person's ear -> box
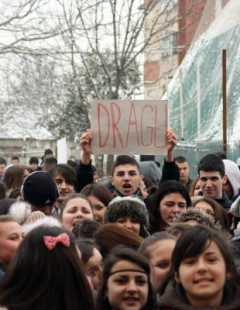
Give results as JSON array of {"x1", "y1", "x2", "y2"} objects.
[
  {"x1": 139, "y1": 174, "x2": 144, "y2": 185},
  {"x1": 110, "y1": 175, "x2": 114, "y2": 186},
  {"x1": 222, "y1": 175, "x2": 228, "y2": 185},
  {"x1": 175, "y1": 272, "x2": 181, "y2": 284}
]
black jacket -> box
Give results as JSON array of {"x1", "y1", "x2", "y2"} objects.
[
  {"x1": 215, "y1": 191, "x2": 232, "y2": 212},
  {"x1": 76, "y1": 160, "x2": 94, "y2": 192}
]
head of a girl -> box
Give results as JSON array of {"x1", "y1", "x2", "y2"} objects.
[
  {"x1": 139, "y1": 232, "x2": 176, "y2": 292},
  {"x1": 77, "y1": 239, "x2": 103, "y2": 290},
  {"x1": 105, "y1": 196, "x2": 149, "y2": 238},
  {"x1": 61, "y1": 193, "x2": 94, "y2": 231},
  {"x1": 171, "y1": 207, "x2": 221, "y2": 230},
  {"x1": 81, "y1": 183, "x2": 113, "y2": 224},
  {"x1": 149, "y1": 180, "x2": 191, "y2": 231},
  {"x1": 189, "y1": 176, "x2": 201, "y2": 197},
  {"x1": 192, "y1": 197, "x2": 230, "y2": 233},
  {"x1": 172, "y1": 225, "x2": 237, "y2": 307},
  {"x1": 72, "y1": 219, "x2": 101, "y2": 239},
  {"x1": 0, "y1": 226, "x2": 94, "y2": 310},
  {"x1": 97, "y1": 246, "x2": 155, "y2": 310},
  {"x1": 0, "y1": 215, "x2": 23, "y2": 270},
  {"x1": 93, "y1": 223, "x2": 143, "y2": 259},
  {"x1": 3, "y1": 165, "x2": 29, "y2": 191}
]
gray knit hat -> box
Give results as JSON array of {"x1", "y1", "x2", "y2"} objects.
[{"x1": 105, "y1": 196, "x2": 149, "y2": 237}]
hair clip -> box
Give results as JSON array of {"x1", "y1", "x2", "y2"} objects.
[{"x1": 43, "y1": 233, "x2": 70, "y2": 250}]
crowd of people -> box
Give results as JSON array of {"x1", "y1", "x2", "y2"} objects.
[{"x1": 0, "y1": 128, "x2": 240, "y2": 309}]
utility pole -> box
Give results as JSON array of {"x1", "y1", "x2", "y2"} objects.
[{"x1": 222, "y1": 49, "x2": 227, "y2": 156}]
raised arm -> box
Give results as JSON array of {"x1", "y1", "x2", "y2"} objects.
[
  {"x1": 80, "y1": 129, "x2": 93, "y2": 165},
  {"x1": 165, "y1": 128, "x2": 177, "y2": 162},
  {"x1": 76, "y1": 129, "x2": 94, "y2": 192},
  {"x1": 161, "y1": 128, "x2": 180, "y2": 182}
]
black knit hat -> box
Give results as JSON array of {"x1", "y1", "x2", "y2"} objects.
[
  {"x1": 105, "y1": 196, "x2": 149, "y2": 237},
  {"x1": 22, "y1": 171, "x2": 59, "y2": 207}
]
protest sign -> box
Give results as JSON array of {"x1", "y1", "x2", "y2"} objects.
[
  {"x1": 91, "y1": 100, "x2": 168, "y2": 155},
  {"x1": 57, "y1": 137, "x2": 67, "y2": 163}
]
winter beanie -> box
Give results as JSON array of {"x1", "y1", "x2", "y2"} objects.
[
  {"x1": 22, "y1": 171, "x2": 59, "y2": 207},
  {"x1": 223, "y1": 159, "x2": 240, "y2": 198},
  {"x1": 105, "y1": 196, "x2": 149, "y2": 237}
]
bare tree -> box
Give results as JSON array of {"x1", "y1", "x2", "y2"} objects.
[
  {"x1": 0, "y1": 0, "x2": 64, "y2": 55},
  {"x1": 49, "y1": 0, "x2": 190, "y2": 174},
  {"x1": 0, "y1": 0, "x2": 205, "y2": 173}
]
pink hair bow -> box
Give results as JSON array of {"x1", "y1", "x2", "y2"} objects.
[{"x1": 43, "y1": 233, "x2": 70, "y2": 250}]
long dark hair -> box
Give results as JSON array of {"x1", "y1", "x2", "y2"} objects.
[
  {"x1": 149, "y1": 180, "x2": 191, "y2": 232},
  {"x1": 0, "y1": 226, "x2": 95, "y2": 310},
  {"x1": 76, "y1": 238, "x2": 95, "y2": 263},
  {"x1": 72, "y1": 219, "x2": 101, "y2": 239},
  {"x1": 96, "y1": 246, "x2": 156, "y2": 310},
  {"x1": 172, "y1": 225, "x2": 237, "y2": 282},
  {"x1": 49, "y1": 164, "x2": 77, "y2": 190},
  {"x1": 159, "y1": 225, "x2": 238, "y2": 297}
]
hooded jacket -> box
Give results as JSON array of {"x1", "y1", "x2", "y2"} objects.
[
  {"x1": 8, "y1": 201, "x2": 61, "y2": 235},
  {"x1": 139, "y1": 161, "x2": 162, "y2": 185},
  {"x1": 223, "y1": 159, "x2": 240, "y2": 201},
  {"x1": 158, "y1": 281, "x2": 240, "y2": 310},
  {"x1": 229, "y1": 195, "x2": 240, "y2": 215}
]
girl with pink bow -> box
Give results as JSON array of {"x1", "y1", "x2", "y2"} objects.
[{"x1": 0, "y1": 226, "x2": 95, "y2": 310}]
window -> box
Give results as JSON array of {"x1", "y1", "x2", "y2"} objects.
[
  {"x1": 161, "y1": 32, "x2": 178, "y2": 57},
  {"x1": 160, "y1": 0, "x2": 178, "y2": 13}
]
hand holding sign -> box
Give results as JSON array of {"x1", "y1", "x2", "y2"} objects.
[
  {"x1": 80, "y1": 129, "x2": 93, "y2": 165},
  {"x1": 165, "y1": 128, "x2": 178, "y2": 162}
]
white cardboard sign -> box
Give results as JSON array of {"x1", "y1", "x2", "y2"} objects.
[
  {"x1": 91, "y1": 100, "x2": 168, "y2": 155},
  {"x1": 57, "y1": 137, "x2": 67, "y2": 163}
]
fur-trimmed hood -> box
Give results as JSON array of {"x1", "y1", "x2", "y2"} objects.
[
  {"x1": 8, "y1": 201, "x2": 61, "y2": 235},
  {"x1": 223, "y1": 159, "x2": 240, "y2": 199},
  {"x1": 22, "y1": 216, "x2": 61, "y2": 235}
]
